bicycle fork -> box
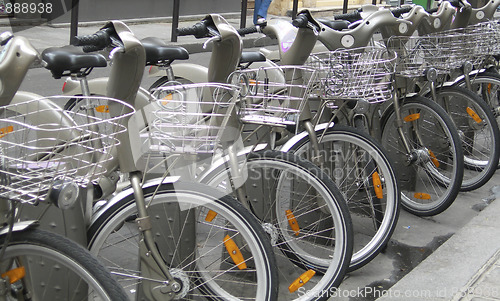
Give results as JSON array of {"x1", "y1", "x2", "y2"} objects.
[{"x1": 129, "y1": 172, "x2": 179, "y2": 301}]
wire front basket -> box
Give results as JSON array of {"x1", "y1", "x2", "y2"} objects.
[
  {"x1": 146, "y1": 83, "x2": 240, "y2": 155},
  {"x1": 228, "y1": 66, "x2": 318, "y2": 127},
  {"x1": 0, "y1": 96, "x2": 133, "y2": 204},
  {"x1": 308, "y1": 46, "x2": 396, "y2": 104},
  {"x1": 387, "y1": 28, "x2": 484, "y2": 77}
]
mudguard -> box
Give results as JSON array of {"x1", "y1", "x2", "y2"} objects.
[
  {"x1": 62, "y1": 77, "x2": 153, "y2": 111},
  {"x1": 0, "y1": 221, "x2": 39, "y2": 236},
  {"x1": 148, "y1": 63, "x2": 209, "y2": 84}
]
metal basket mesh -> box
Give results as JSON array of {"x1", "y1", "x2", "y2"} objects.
[
  {"x1": 307, "y1": 46, "x2": 396, "y2": 104},
  {"x1": 228, "y1": 66, "x2": 318, "y2": 127},
  {"x1": 0, "y1": 96, "x2": 133, "y2": 204},
  {"x1": 387, "y1": 26, "x2": 495, "y2": 77},
  {"x1": 146, "y1": 83, "x2": 240, "y2": 154}
]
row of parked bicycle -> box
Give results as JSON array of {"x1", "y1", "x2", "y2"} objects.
[{"x1": 0, "y1": 0, "x2": 499, "y2": 299}]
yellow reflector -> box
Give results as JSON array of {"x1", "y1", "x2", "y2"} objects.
[
  {"x1": 404, "y1": 113, "x2": 420, "y2": 122},
  {"x1": 414, "y1": 193, "x2": 431, "y2": 200},
  {"x1": 372, "y1": 172, "x2": 383, "y2": 199},
  {"x1": 223, "y1": 235, "x2": 247, "y2": 270},
  {"x1": 205, "y1": 210, "x2": 217, "y2": 222},
  {"x1": 1, "y1": 267, "x2": 25, "y2": 284},
  {"x1": 0, "y1": 126, "x2": 13, "y2": 139},
  {"x1": 466, "y1": 107, "x2": 483, "y2": 124},
  {"x1": 289, "y1": 269, "x2": 316, "y2": 293},
  {"x1": 95, "y1": 105, "x2": 110, "y2": 113},
  {"x1": 285, "y1": 210, "x2": 300, "y2": 236},
  {"x1": 428, "y1": 150, "x2": 440, "y2": 168}
]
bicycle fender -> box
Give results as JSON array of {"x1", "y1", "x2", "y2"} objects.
[
  {"x1": 0, "y1": 221, "x2": 39, "y2": 236},
  {"x1": 90, "y1": 176, "x2": 181, "y2": 226},
  {"x1": 62, "y1": 77, "x2": 153, "y2": 110},
  {"x1": 171, "y1": 63, "x2": 208, "y2": 84},
  {"x1": 279, "y1": 123, "x2": 334, "y2": 152}
]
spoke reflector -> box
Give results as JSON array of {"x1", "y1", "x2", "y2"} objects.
[
  {"x1": 1, "y1": 267, "x2": 25, "y2": 284},
  {"x1": 289, "y1": 269, "x2": 316, "y2": 293},
  {"x1": 0, "y1": 126, "x2": 13, "y2": 139},
  {"x1": 285, "y1": 210, "x2": 300, "y2": 236},
  {"x1": 428, "y1": 150, "x2": 440, "y2": 168},
  {"x1": 223, "y1": 235, "x2": 247, "y2": 270},
  {"x1": 96, "y1": 105, "x2": 110, "y2": 113},
  {"x1": 372, "y1": 172, "x2": 383, "y2": 199},
  {"x1": 466, "y1": 107, "x2": 483, "y2": 123},
  {"x1": 404, "y1": 113, "x2": 420, "y2": 122},
  {"x1": 414, "y1": 192, "x2": 431, "y2": 200},
  {"x1": 205, "y1": 210, "x2": 217, "y2": 222}
]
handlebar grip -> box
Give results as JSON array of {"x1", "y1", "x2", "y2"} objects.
[
  {"x1": 390, "y1": 6, "x2": 413, "y2": 18},
  {"x1": 334, "y1": 10, "x2": 362, "y2": 22},
  {"x1": 176, "y1": 22, "x2": 209, "y2": 38},
  {"x1": 71, "y1": 30, "x2": 111, "y2": 50},
  {"x1": 292, "y1": 14, "x2": 309, "y2": 28},
  {"x1": 426, "y1": 7, "x2": 439, "y2": 13},
  {"x1": 237, "y1": 26, "x2": 258, "y2": 35},
  {"x1": 447, "y1": 0, "x2": 462, "y2": 7},
  {"x1": 82, "y1": 44, "x2": 105, "y2": 53}
]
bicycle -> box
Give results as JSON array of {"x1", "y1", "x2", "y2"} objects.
[
  {"x1": 0, "y1": 92, "x2": 131, "y2": 300},
  {"x1": 4, "y1": 24, "x2": 280, "y2": 300},
  {"x1": 53, "y1": 19, "x2": 354, "y2": 301}
]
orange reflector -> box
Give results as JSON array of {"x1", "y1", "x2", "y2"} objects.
[
  {"x1": 428, "y1": 150, "x2": 440, "y2": 168},
  {"x1": 285, "y1": 210, "x2": 300, "y2": 236},
  {"x1": 466, "y1": 107, "x2": 483, "y2": 124},
  {"x1": 488, "y1": 83, "x2": 492, "y2": 94},
  {"x1": 289, "y1": 269, "x2": 316, "y2": 293},
  {"x1": 249, "y1": 79, "x2": 257, "y2": 85},
  {"x1": 0, "y1": 126, "x2": 13, "y2": 139},
  {"x1": 1, "y1": 267, "x2": 25, "y2": 284},
  {"x1": 95, "y1": 105, "x2": 110, "y2": 113},
  {"x1": 223, "y1": 235, "x2": 247, "y2": 270},
  {"x1": 161, "y1": 94, "x2": 173, "y2": 105},
  {"x1": 372, "y1": 172, "x2": 383, "y2": 199},
  {"x1": 205, "y1": 210, "x2": 217, "y2": 222},
  {"x1": 414, "y1": 192, "x2": 431, "y2": 200},
  {"x1": 404, "y1": 113, "x2": 420, "y2": 122}
]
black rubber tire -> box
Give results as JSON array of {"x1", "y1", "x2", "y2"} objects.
[{"x1": 0, "y1": 228, "x2": 128, "y2": 300}]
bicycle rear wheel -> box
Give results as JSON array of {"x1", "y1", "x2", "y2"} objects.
[
  {"x1": 200, "y1": 150, "x2": 353, "y2": 301},
  {"x1": 88, "y1": 181, "x2": 278, "y2": 301},
  {"x1": 380, "y1": 95, "x2": 464, "y2": 216},
  {"x1": 0, "y1": 228, "x2": 127, "y2": 300}
]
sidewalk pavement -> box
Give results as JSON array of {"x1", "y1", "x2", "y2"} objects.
[
  {"x1": 2, "y1": 12, "x2": 500, "y2": 301},
  {"x1": 377, "y1": 185, "x2": 500, "y2": 301}
]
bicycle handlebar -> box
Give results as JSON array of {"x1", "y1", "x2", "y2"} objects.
[
  {"x1": 176, "y1": 22, "x2": 210, "y2": 38},
  {"x1": 292, "y1": 14, "x2": 309, "y2": 28},
  {"x1": 333, "y1": 10, "x2": 362, "y2": 22},
  {"x1": 237, "y1": 26, "x2": 259, "y2": 35},
  {"x1": 390, "y1": 6, "x2": 413, "y2": 17},
  {"x1": 71, "y1": 28, "x2": 112, "y2": 52}
]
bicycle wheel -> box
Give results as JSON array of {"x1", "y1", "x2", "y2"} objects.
[
  {"x1": 431, "y1": 85, "x2": 500, "y2": 191},
  {"x1": 380, "y1": 95, "x2": 464, "y2": 216},
  {"x1": 280, "y1": 125, "x2": 400, "y2": 271},
  {"x1": 0, "y1": 228, "x2": 127, "y2": 300},
  {"x1": 454, "y1": 71, "x2": 500, "y2": 167},
  {"x1": 88, "y1": 181, "x2": 278, "y2": 301},
  {"x1": 200, "y1": 150, "x2": 353, "y2": 301}
]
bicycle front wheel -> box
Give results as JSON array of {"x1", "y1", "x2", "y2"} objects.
[
  {"x1": 201, "y1": 150, "x2": 353, "y2": 301},
  {"x1": 0, "y1": 228, "x2": 128, "y2": 300},
  {"x1": 431, "y1": 85, "x2": 500, "y2": 191},
  {"x1": 88, "y1": 181, "x2": 278, "y2": 301},
  {"x1": 281, "y1": 125, "x2": 400, "y2": 272},
  {"x1": 380, "y1": 95, "x2": 464, "y2": 216}
]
